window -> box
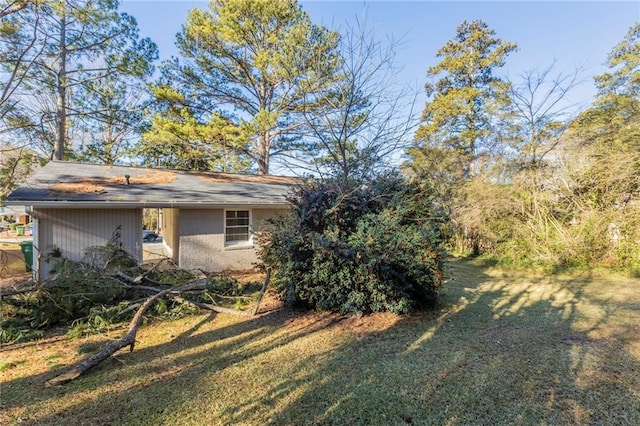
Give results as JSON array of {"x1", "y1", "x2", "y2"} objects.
[{"x1": 225, "y1": 210, "x2": 251, "y2": 246}]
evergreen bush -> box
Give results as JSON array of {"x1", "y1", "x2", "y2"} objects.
[{"x1": 259, "y1": 176, "x2": 449, "y2": 314}]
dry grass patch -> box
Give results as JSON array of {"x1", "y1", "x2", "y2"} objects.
[
  {"x1": 0, "y1": 243, "x2": 29, "y2": 279},
  {"x1": 1, "y1": 260, "x2": 639, "y2": 425},
  {"x1": 195, "y1": 172, "x2": 300, "y2": 185}
]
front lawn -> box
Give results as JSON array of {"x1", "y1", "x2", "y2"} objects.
[{"x1": 1, "y1": 259, "x2": 638, "y2": 425}]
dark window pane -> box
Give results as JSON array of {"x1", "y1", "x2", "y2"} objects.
[
  {"x1": 227, "y1": 227, "x2": 249, "y2": 236},
  {"x1": 227, "y1": 218, "x2": 249, "y2": 227}
]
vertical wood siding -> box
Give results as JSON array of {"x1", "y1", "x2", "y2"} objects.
[{"x1": 34, "y1": 208, "x2": 142, "y2": 278}]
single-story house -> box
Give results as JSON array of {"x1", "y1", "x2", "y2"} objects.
[{"x1": 4, "y1": 161, "x2": 299, "y2": 279}]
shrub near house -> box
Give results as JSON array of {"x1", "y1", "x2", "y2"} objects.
[{"x1": 259, "y1": 176, "x2": 449, "y2": 314}]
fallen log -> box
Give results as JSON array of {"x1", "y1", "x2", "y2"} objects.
[
  {"x1": 45, "y1": 271, "x2": 271, "y2": 386},
  {"x1": 45, "y1": 279, "x2": 206, "y2": 386},
  {"x1": 46, "y1": 288, "x2": 170, "y2": 386}
]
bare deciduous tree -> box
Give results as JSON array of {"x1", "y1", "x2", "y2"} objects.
[
  {"x1": 299, "y1": 15, "x2": 419, "y2": 182},
  {"x1": 508, "y1": 62, "x2": 583, "y2": 170},
  {"x1": 0, "y1": 0, "x2": 45, "y2": 136}
]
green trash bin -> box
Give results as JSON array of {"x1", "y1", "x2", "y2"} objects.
[
  {"x1": 15, "y1": 225, "x2": 25, "y2": 236},
  {"x1": 19, "y1": 241, "x2": 33, "y2": 272}
]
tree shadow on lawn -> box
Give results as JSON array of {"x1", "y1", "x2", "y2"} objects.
[
  {"x1": 1, "y1": 303, "x2": 355, "y2": 423},
  {"x1": 262, "y1": 263, "x2": 640, "y2": 425},
  {"x1": 2, "y1": 259, "x2": 639, "y2": 425}
]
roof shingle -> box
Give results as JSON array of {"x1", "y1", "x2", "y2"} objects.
[{"x1": 5, "y1": 162, "x2": 299, "y2": 208}]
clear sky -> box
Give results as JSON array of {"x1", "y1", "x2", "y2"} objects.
[{"x1": 120, "y1": 0, "x2": 640, "y2": 111}]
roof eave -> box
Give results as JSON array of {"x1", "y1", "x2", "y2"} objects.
[{"x1": 5, "y1": 200, "x2": 291, "y2": 209}]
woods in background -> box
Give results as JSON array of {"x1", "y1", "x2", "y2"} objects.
[{"x1": 407, "y1": 21, "x2": 640, "y2": 273}]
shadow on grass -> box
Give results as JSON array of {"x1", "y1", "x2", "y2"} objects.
[{"x1": 2, "y1": 259, "x2": 639, "y2": 425}]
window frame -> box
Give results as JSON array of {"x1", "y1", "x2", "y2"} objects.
[{"x1": 224, "y1": 209, "x2": 253, "y2": 248}]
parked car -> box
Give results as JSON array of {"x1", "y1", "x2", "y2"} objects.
[{"x1": 143, "y1": 230, "x2": 159, "y2": 242}]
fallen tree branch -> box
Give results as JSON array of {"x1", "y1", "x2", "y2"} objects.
[
  {"x1": 45, "y1": 275, "x2": 258, "y2": 386},
  {"x1": 137, "y1": 257, "x2": 169, "y2": 282},
  {"x1": 0, "y1": 285, "x2": 36, "y2": 297},
  {"x1": 111, "y1": 272, "x2": 252, "y2": 316},
  {"x1": 45, "y1": 279, "x2": 207, "y2": 386},
  {"x1": 46, "y1": 288, "x2": 170, "y2": 387},
  {"x1": 112, "y1": 270, "x2": 166, "y2": 287},
  {"x1": 45, "y1": 266, "x2": 273, "y2": 387},
  {"x1": 111, "y1": 270, "x2": 270, "y2": 316},
  {"x1": 253, "y1": 268, "x2": 271, "y2": 315},
  {"x1": 170, "y1": 295, "x2": 252, "y2": 316}
]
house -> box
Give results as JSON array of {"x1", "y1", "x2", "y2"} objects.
[{"x1": 4, "y1": 161, "x2": 299, "y2": 279}]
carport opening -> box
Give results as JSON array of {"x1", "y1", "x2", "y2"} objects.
[{"x1": 142, "y1": 208, "x2": 170, "y2": 262}]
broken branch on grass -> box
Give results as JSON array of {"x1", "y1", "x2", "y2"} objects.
[
  {"x1": 46, "y1": 288, "x2": 171, "y2": 387},
  {"x1": 171, "y1": 295, "x2": 253, "y2": 316},
  {"x1": 0, "y1": 285, "x2": 36, "y2": 297},
  {"x1": 253, "y1": 267, "x2": 271, "y2": 315},
  {"x1": 45, "y1": 279, "x2": 207, "y2": 386},
  {"x1": 45, "y1": 271, "x2": 270, "y2": 386},
  {"x1": 111, "y1": 270, "x2": 270, "y2": 316}
]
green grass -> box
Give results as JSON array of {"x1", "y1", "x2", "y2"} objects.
[
  {"x1": 1, "y1": 259, "x2": 639, "y2": 425},
  {"x1": 0, "y1": 360, "x2": 18, "y2": 372}
]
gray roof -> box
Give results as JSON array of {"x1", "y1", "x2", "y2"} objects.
[{"x1": 5, "y1": 161, "x2": 299, "y2": 208}]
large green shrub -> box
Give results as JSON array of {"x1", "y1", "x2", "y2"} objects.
[{"x1": 259, "y1": 176, "x2": 449, "y2": 314}]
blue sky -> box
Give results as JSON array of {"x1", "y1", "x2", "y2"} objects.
[{"x1": 120, "y1": 1, "x2": 640, "y2": 110}]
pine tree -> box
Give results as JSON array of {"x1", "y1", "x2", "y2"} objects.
[
  {"x1": 3, "y1": 0, "x2": 157, "y2": 160},
  {"x1": 156, "y1": 0, "x2": 340, "y2": 174},
  {"x1": 410, "y1": 19, "x2": 517, "y2": 180}
]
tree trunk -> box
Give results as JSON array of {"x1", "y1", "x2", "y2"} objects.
[
  {"x1": 54, "y1": 7, "x2": 66, "y2": 161},
  {"x1": 257, "y1": 132, "x2": 269, "y2": 175}
]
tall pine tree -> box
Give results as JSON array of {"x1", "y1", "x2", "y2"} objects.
[
  {"x1": 3, "y1": 0, "x2": 157, "y2": 161},
  {"x1": 406, "y1": 20, "x2": 516, "y2": 255},
  {"x1": 155, "y1": 0, "x2": 340, "y2": 175},
  {"x1": 409, "y1": 20, "x2": 517, "y2": 181}
]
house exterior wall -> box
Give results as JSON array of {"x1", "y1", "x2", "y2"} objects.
[
  {"x1": 161, "y1": 208, "x2": 180, "y2": 262},
  {"x1": 33, "y1": 208, "x2": 142, "y2": 278},
  {"x1": 178, "y1": 208, "x2": 286, "y2": 272}
]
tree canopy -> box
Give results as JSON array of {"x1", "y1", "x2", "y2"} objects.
[
  {"x1": 152, "y1": 0, "x2": 340, "y2": 174},
  {"x1": 404, "y1": 20, "x2": 640, "y2": 273},
  {"x1": 1, "y1": 0, "x2": 157, "y2": 161},
  {"x1": 412, "y1": 19, "x2": 517, "y2": 179}
]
